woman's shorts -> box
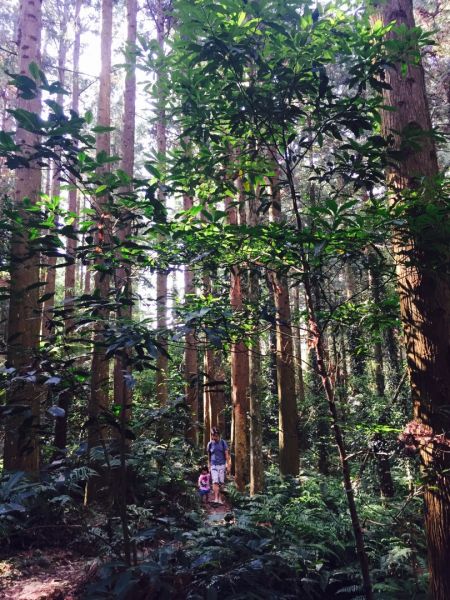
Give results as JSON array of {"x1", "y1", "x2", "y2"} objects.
[
  {"x1": 199, "y1": 489, "x2": 210, "y2": 496},
  {"x1": 210, "y1": 464, "x2": 226, "y2": 484}
]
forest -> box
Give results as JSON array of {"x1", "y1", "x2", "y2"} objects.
[{"x1": 0, "y1": 0, "x2": 449, "y2": 598}]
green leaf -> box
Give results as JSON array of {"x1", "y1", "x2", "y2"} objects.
[
  {"x1": 144, "y1": 162, "x2": 161, "y2": 179},
  {"x1": 92, "y1": 125, "x2": 116, "y2": 133},
  {"x1": 237, "y1": 11, "x2": 246, "y2": 26},
  {"x1": 38, "y1": 292, "x2": 55, "y2": 303},
  {"x1": 28, "y1": 62, "x2": 40, "y2": 80}
]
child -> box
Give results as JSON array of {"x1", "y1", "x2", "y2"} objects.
[{"x1": 198, "y1": 466, "x2": 211, "y2": 504}]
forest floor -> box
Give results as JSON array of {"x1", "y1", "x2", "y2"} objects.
[
  {"x1": 0, "y1": 549, "x2": 93, "y2": 600},
  {"x1": 0, "y1": 496, "x2": 234, "y2": 599}
]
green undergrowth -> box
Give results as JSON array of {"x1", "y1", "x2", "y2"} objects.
[
  {"x1": 82, "y1": 471, "x2": 428, "y2": 599},
  {"x1": 0, "y1": 416, "x2": 428, "y2": 599}
]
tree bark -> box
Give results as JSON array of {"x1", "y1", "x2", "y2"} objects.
[
  {"x1": 375, "y1": 1, "x2": 450, "y2": 595},
  {"x1": 4, "y1": 0, "x2": 42, "y2": 476},
  {"x1": 113, "y1": 0, "x2": 137, "y2": 436}
]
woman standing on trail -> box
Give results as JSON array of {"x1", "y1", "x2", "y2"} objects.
[{"x1": 207, "y1": 427, "x2": 231, "y2": 504}]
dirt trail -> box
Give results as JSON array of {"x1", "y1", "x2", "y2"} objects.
[
  {"x1": 204, "y1": 494, "x2": 233, "y2": 526},
  {"x1": 0, "y1": 550, "x2": 91, "y2": 600},
  {"x1": 0, "y1": 493, "x2": 234, "y2": 598}
]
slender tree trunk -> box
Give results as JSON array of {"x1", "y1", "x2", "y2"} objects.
[
  {"x1": 368, "y1": 251, "x2": 394, "y2": 498},
  {"x1": 84, "y1": 192, "x2": 91, "y2": 294},
  {"x1": 291, "y1": 284, "x2": 306, "y2": 405},
  {"x1": 202, "y1": 271, "x2": 213, "y2": 450},
  {"x1": 42, "y1": 0, "x2": 70, "y2": 340},
  {"x1": 4, "y1": 0, "x2": 42, "y2": 475},
  {"x1": 155, "y1": 0, "x2": 168, "y2": 406},
  {"x1": 268, "y1": 171, "x2": 299, "y2": 476},
  {"x1": 203, "y1": 348, "x2": 211, "y2": 450},
  {"x1": 375, "y1": 1, "x2": 450, "y2": 595},
  {"x1": 344, "y1": 263, "x2": 365, "y2": 379},
  {"x1": 183, "y1": 193, "x2": 199, "y2": 446},
  {"x1": 367, "y1": 252, "x2": 386, "y2": 398},
  {"x1": 268, "y1": 309, "x2": 278, "y2": 397},
  {"x1": 385, "y1": 326, "x2": 401, "y2": 387},
  {"x1": 54, "y1": 0, "x2": 82, "y2": 452},
  {"x1": 226, "y1": 194, "x2": 250, "y2": 491},
  {"x1": 85, "y1": 0, "x2": 113, "y2": 503}
]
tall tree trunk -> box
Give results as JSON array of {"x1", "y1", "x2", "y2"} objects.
[
  {"x1": 375, "y1": 1, "x2": 450, "y2": 595},
  {"x1": 155, "y1": 0, "x2": 168, "y2": 407},
  {"x1": 113, "y1": 0, "x2": 137, "y2": 434},
  {"x1": 226, "y1": 194, "x2": 250, "y2": 491},
  {"x1": 183, "y1": 193, "x2": 199, "y2": 446},
  {"x1": 268, "y1": 171, "x2": 299, "y2": 476},
  {"x1": 110, "y1": 1, "x2": 136, "y2": 561},
  {"x1": 85, "y1": 0, "x2": 113, "y2": 503},
  {"x1": 4, "y1": 0, "x2": 42, "y2": 476},
  {"x1": 54, "y1": 0, "x2": 82, "y2": 452}
]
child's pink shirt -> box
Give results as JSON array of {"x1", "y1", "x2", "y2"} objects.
[{"x1": 198, "y1": 473, "x2": 210, "y2": 491}]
